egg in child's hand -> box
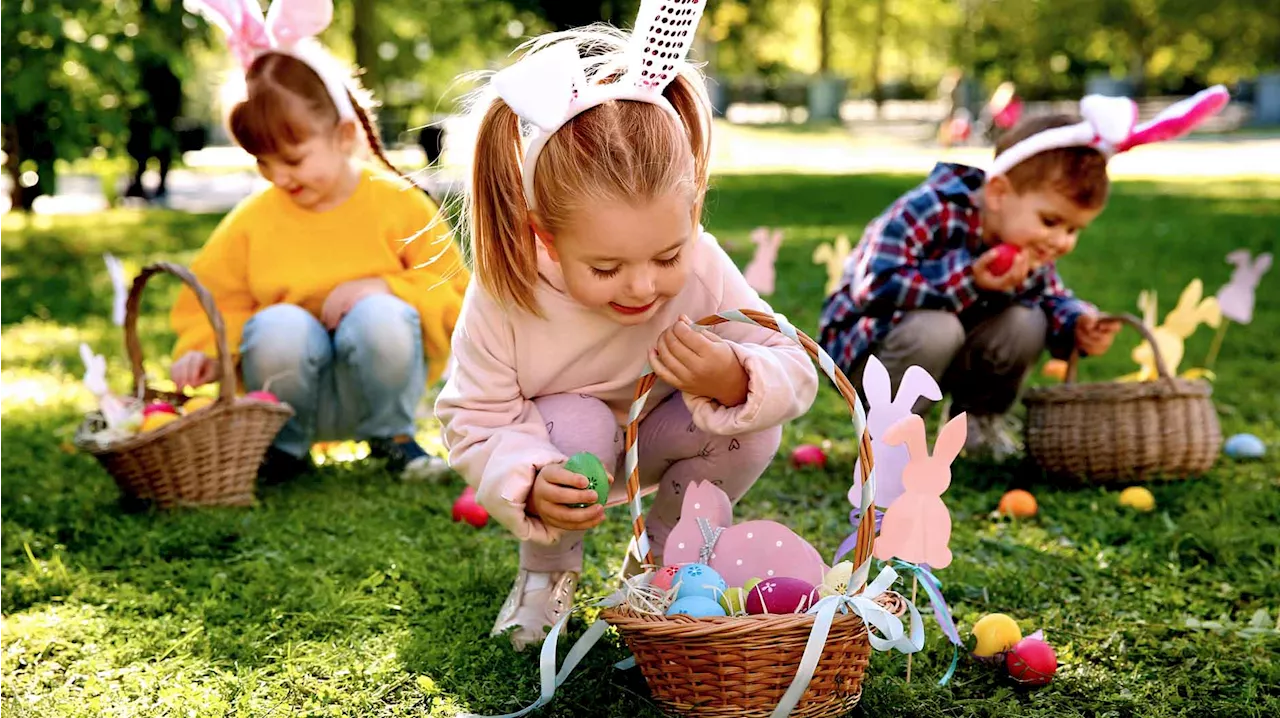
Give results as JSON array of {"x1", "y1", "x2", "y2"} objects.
[
  {"x1": 673, "y1": 564, "x2": 727, "y2": 601},
  {"x1": 989, "y1": 243, "x2": 1022, "y2": 276},
  {"x1": 563, "y1": 451, "x2": 610, "y2": 508},
  {"x1": 666, "y1": 596, "x2": 727, "y2": 618}
]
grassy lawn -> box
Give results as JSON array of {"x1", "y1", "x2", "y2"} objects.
[{"x1": 3, "y1": 173, "x2": 1278, "y2": 717}]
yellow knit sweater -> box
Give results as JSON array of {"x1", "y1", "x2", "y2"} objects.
[{"x1": 170, "y1": 168, "x2": 469, "y2": 383}]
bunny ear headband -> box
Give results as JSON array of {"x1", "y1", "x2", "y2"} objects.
[
  {"x1": 491, "y1": 0, "x2": 708, "y2": 209},
  {"x1": 187, "y1": 0, "x2": 356, "y2": 121},
  {"x1": 989, "y1": 85, "x2": 1229, "y2": 177}
]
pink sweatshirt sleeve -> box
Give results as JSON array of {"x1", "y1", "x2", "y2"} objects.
[
  {"x1": 683, "y1": 234, "x2": 819, "y2": 434},
  {"x1": 434, "y1": 286, "x2": 568, "y2": 545}
]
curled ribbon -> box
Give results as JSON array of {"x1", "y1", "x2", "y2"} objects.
[{"x1": 890, "y1": 559, "x2": 962, "y2": 686}]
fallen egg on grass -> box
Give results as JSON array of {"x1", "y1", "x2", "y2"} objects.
[
  {"x1": 972, "y1": 613, "x2": 1022, "y2": 661},
  {"x1": 1006, "y1": 637, "x2": 1058, "y2": 686}
]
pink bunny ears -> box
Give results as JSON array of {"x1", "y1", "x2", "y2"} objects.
[
  {"x1": 490, "y1": 0, "x2": 708, "y2": 209},
  {"x1": 188, "y1": 0, "x2": 356, "y2": 121},
  {"x1": 989, "y1": 85, "x2": 1229, "y2": 177}
]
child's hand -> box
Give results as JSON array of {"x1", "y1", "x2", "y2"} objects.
[
  {"x1": 973, "y1": 246, "x2": 1033, "y2": 293},
  {"x1": 650, "y1": 315, "x2": 749, "y2": 407},
  {"x1": 1075, "y1": 314, "x2": 1121, "y2": 356},
  {"x1": 171, "y1": 351, "x2": 219, "y2": 390},
  {"x1": 321, "y1": 278, "x2": 391, "y2": 329},
  {"x1": 529, "y1": 463, "x2": 610, "y2": 531}
]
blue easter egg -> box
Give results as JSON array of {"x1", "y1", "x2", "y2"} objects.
[
  {"x1": 666, "y1": 595, "x2": 728, "y2": 618},
  {"x1": 673, "y1": 564, "x2": 727, "y2": 601},
  {"x1": 1224, "y1": 433, "x2": 1266, "y2": 459}
]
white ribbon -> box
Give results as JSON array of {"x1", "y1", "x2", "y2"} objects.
[{"x1": 770, "y1": 566, "x2": 923, "y2": 718}]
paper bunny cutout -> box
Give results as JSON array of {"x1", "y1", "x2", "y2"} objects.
[
  {"x1": 743, "y1": 227, "x2": 783, "y2": 296},
  {"x1": 848, "y1": 356, "x2": 942, "y2": 511},
  {"x1": 664, "y1": 481, "x2": 827, "y2": 587},
  {"x1": 872, "y1": 413, "x2": 964, "y2": 569},
  {"x1": 813, "y1": 233, "x2": 852, "y2": 296},
  {"x1": 104, "y1": 253, "x2": 127, "y2": 326},
  {"x1": 80, "y1": 343, "x2": 135, "y2": 433},
  {"x1": 1126, "y1": 279, "x2": 1222, "y2": 381},
  {"x1": 188, "y1": 0, "x2": 356, "y2": 120},
  {"x1": 1217, "y1": 250, "x2": 1272, "y2": 325}
]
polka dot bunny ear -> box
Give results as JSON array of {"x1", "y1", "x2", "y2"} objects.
[{"x1": 491, "y1": 0, "x2": 709, "y2": 208}]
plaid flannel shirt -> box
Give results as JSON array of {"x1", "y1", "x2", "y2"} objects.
[{"x1": 817, "y1": 163, "x2": 1093, "y2": 375}]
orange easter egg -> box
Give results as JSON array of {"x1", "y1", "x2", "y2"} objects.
[{"x1": 998, "y1": 489, "x2": 1038, "y2": 518}]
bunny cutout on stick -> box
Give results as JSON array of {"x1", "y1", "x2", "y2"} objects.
[
  {"x1": 813, "y1": 233, "x2": 851, "y2": 296},
  {"x1": 743, "y1": 227, "x2": 783, "y2": 296},
  {"x1": 1207, "y1": 250, "x2": 1272, "y2": 368},
  {"x1": 848, "y1": 356, "x2": 942, "y2": 512},
  {"x1": 872, "y1": 413, "x2": 964, "y2": 569},
  {"x1": 663, "y1": 481, "x2": 827, "y2": 587},
  {"x1": 1122, "y1": 279, "x2": 1222, "y2": 382}
]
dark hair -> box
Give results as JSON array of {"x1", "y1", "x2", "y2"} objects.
[{"x1": 994, "y1": 114, "x2": 1110, "y2": 208}]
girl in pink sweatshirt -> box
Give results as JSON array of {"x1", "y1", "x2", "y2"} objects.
[{"x1": 434, "y1": 9, "x2": 818, "y2": 651}]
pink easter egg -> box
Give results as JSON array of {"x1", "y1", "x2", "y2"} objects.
[
  {"x1": 652, "y1": 565, "x2": 681, "y2": 591},
  {"x1": 790, "y1": 444, "x2": 827, "y2": 469},
  {"x1": 744, "y1": 577, "x2": 818, "y2": 615}
]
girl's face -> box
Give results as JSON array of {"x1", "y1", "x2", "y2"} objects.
[
  {"x1": 254, "y1": 119, "x2": 359, "y2": 212},
  {"x1": 538, "y1": 191, "x2": 696, "y2": 325}
]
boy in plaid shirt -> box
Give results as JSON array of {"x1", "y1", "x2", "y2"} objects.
[{"x1": 819, "y1": 115, "x2": 1122, "y2": 459}]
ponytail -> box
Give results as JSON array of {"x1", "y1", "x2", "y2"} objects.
[{"x1": 469, "y1": 98, "x2": 540, "y2": 315}]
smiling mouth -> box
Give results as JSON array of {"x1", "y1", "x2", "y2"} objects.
[{"x1": 609, "y1": 301, "x2": 655, "y2": 315}]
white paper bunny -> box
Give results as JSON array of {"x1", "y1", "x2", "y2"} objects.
[
  {"x1": 104, "y1": 253, "x2": 127, "y2": 326},
  {"x1": 849, "y1": 356, "x2": 943, "y2": 511},
  {"x1": 80, "y1": 343, "x2": 137, "y2": 438},
  {"x1": 743, "y1": 227, "x2": 783, "y2": 296},
  {"x1": 1217, "y1": 250, "x2": 1272, "y2": 325}
]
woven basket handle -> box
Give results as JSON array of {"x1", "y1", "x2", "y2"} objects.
[
  {"x1": 621, "y1": 309, "x2": 879, "y2": 587},
  {"x1": 124, "y1": 262, "x2": 237, "y2": 403},
  {"x1": 1063, "y1": 312, "x2": 1170, "y2": 383}
]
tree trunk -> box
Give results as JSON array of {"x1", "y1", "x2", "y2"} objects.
[
  {"x1": 869, "y1": 0, "x2": 888, "y2": 117},
  {"x1": 352, "y1": 0, "x2": 378, "y2": 93},
  {"x1": 818, "y1": 0, "x2": 831, "y2": 74}
]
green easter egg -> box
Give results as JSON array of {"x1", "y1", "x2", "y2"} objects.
[
  {"x1": 743, "y1": 577, "x2": 763, "y2": 592},
  {"x1": 719, "y1": 587, "x2": 747, "y2": 615},
  {"x1": 564, "y1": 451, "x2": 609, "y2": 508}
]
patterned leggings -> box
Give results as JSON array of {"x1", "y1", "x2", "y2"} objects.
[{"x1": 520, "y1": 392, "x2": 782, "y2": 572}]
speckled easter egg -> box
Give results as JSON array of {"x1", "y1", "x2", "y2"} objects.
[
  {"x1": 666, "y1": 596, "x2": 727, "y2": 618},
  {"x1": 744, "y1": 577, "x2": 818, "y2": 614},
  {"x1": 674, "y1": 564, "x2": 727, "y2": 601}
]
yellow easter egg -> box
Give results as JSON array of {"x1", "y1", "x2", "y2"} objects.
[
  {"x1": 140, "y1": 412, "x2": 180, "y2": 433},
  {"x1": 183, "y1": 396, "x2": 216, "y2": 414},
  {"x1": 719, "y1": 587, "x2": 747, "y2": 615},
  {"x1": 971, "y1": 613, "x2": 1022, "y2": 657},
  {"x1": 1118, "y1": 486, "x2": 1155, "y2": 512}
]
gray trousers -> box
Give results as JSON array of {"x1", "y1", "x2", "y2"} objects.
[{"x1": 848, "y1": 305, "x2": 1047, "y2": 416}]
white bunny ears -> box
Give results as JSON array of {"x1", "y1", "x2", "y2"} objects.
[
  {"x1": 490, "y1": 0, "x2": 708, "y2": 208},
  {"x1": 186, "y1": 0, "x2": 356, "y2": 120},
  {"x1": 989, "y1": 85, "x2": 1229, "y2": 177}
]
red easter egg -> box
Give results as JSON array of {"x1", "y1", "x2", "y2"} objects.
[
  {"x1": 745, "y1": 577, "x2": 817, "y2": 614},
  {"x1": 144, "y1": 402, "x2": 177, "y2": 417},
  {"x1": 451, "y1": 486, "x2": 488, "y2": 528},
  {"x1": 245, "y1": 390, "x2": 280, "y2": 404},
  {"x1": 989, "y1": 243, "x2": 1022, "y2": 276},
  {"x1": 652, "y1": 565, "x2": 681, "y2": 591},
  {"x1": 1005, "y1": 637, "x2": 1057, "y2": 686},
  {"x1": 790, "y1": 444, "x2": 827, "y2": 469}
]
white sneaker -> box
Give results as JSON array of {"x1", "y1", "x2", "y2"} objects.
[
  {"x1": 400, "y1": 454, "x2": 451, "y2": 482},
  {"x1": 491, "y1": 570, "x2": 579, "y2": 652},
  {"x1": 965, "y1": 413, "x2": 1021, "y2": 462}
]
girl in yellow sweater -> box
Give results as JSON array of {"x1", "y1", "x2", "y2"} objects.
[{"x1": 170, "y1": 0, "x2": 468, "y2": 481}]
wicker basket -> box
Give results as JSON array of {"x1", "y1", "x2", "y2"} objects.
[
  {"x1": 75, "y1": 262, "x2": 293, "y2": 508},
  {"x1": 601, "y1": 309, "x2": 902, "y2": 718},
  {"x1": 1022, "y1": 313, "x2": 1220, "y2": 482}
]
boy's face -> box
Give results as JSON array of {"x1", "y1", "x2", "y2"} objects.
[{"x1": 983, "y1": 175, "x2": 1103, "y2": 267}]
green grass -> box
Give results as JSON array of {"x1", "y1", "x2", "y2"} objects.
[{"x1": 3, "y1": 174, "x2": 1279, "y2": 718}]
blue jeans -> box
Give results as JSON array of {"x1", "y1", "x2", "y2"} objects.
[{"x1": 240, "y1": 295, "x2": 426, "y2": 458}]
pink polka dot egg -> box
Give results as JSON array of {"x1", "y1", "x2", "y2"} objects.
[
  {"x1": 673, "y1": 564, "x2": 727, "y2": 601},
  {"x1": 745, "y1": 577, "x2": 821, "y2": 615}
]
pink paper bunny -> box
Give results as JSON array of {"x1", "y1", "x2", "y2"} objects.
[
  {"x1": 849, "y1": 356, "x2": 942, "y2": 511},
  {"x1": 872, "y1": 413, "x2": 965, "y2": 569},
  {"x1": 664, "y1": 481, "x2": 826, "y2": 587},
  {"x1": 1217, "y1": 250, "x2": 1272, "y2": 325},
  {"x1": 742, "y1": 227, "x2": 783, "y2": 297}
]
